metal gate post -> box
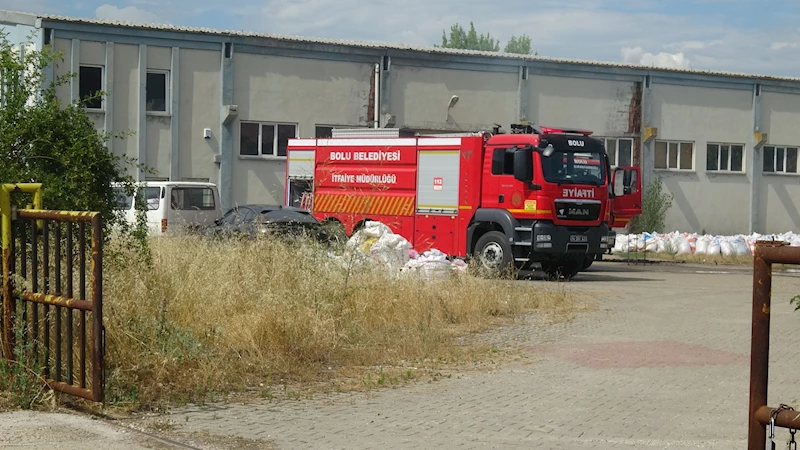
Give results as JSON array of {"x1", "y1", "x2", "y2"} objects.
[
  {"x1": 747, "y1": 243, "x2": 772, "y2": 449},
  {"x1": 747, "y1": 241, "x2": 800, "y2": 449},
  {"x1": 1, "y1": 183, "x2": 42, "y2": 359}
]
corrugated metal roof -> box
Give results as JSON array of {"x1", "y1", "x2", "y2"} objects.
[{"x1": 8, "y1": 9, "x2": 800, "y2": 84}]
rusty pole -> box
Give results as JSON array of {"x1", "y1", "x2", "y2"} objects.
[
  {"x1": 90, "y1": 213, "x2": 104, "y2": 403},
  {"x1": 747, "y1": 241, "x2": 800, "y2": 449},
  {"x1": 748, "y1": 242, "x2": 773, "y2": 450}
]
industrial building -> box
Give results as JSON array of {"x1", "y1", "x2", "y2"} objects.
[{"x1": 1, "y1": 9, "x2": 799, "y2": 235}]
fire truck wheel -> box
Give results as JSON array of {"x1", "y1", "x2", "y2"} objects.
[{"x1": 474, "y1": 231, "x2": 513, "y2": 275}]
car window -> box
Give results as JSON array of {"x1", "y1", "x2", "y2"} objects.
[
  {"x1": 221, "y1": 207, "x2": 254, "y2": 225},
  {"x1": 135, "y1": 187, "x2": 162, "y2": 211},
  {"x1": 113, "y1": 187, "x2": 133, "y2": 210},
  {"x1": 170, "y1": 187, "x2": 216, "y2": 211},
  {"x1": 239, "y1": 209, "x2": 255, "y2": 223}
]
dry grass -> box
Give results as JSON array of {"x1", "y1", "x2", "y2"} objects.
[{"x1": 101, "y1": 232, "x2": 579, "y2": 409}]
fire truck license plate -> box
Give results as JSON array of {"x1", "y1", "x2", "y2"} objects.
[{"x1": 570, "y1": 235, "x2": 588, "y2": 243}]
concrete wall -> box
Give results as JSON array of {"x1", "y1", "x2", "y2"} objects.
[
  {"x1": 178, "y1": 49, "x2": 221, "y2": 184},
  {"x1": 759, "y1": 91, "x2": 800, "y2": 234},
  {"x1": 650, "y1": 83, "x2": 753, "y2": 235},
  {"x1": 53, "y1": 39, "x2": 182, "y2": 181},
  {"x1": 110, "y1": 43, "x2": 139, "y2": 170},
  {"x1": 529, "y1": 75, "x2": 637, "y2": 137},
  {"x1": 53, "y1": 38, "x2": 73, "y2": 110},
  {"x1": 231, "y1": 53, "x2": 373, "y2": 204},
  {"x1": 389, "y1": 65, "x2": 519, "y2": 132}
]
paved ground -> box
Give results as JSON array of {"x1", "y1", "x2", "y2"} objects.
[{"x1": 2, "y1": 260, "x2": 799, "y2": 449}]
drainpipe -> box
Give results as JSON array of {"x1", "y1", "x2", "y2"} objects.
[{"x1": 374, "y1": 63, "x2": 380, "y2": 128}]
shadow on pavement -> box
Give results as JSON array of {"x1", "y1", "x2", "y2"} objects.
[{"x1": 518, "y1": 265, "x2": 665, "y2": 283}]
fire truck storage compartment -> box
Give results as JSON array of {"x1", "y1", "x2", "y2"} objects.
[
  {"x1": 415, "y1": 148, "x2": 460, "y2": 215},
  {"x1": 413, "y1": 146, "x2": 461, "y2": 254}
]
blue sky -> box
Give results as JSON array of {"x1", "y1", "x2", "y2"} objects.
[{"x1": 3, "y1": 0, "x2": 800, "y2": 77}]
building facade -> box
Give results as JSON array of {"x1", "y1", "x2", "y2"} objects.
[{"x1": 1, "y1": 10, "x2": 799, "y2": 235}]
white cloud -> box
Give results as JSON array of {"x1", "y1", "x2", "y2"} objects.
[
  {"x1": 95, "y1": 4, "x2": 161, "y2": 24},
  {"x1": 621, "y1": 46, "x2": 691, "y2": 69},
  {"x1": 770, "y1": 42, "x2": 798, "y2": 51}
]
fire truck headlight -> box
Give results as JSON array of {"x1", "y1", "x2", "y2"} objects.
[{"x1": 536, "y1": 234, "x2": 552, "y2": 242}]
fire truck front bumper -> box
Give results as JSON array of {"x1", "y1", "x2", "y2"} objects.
[{"x1": 530, "y1": 222, "x2": 611, "y2": 254}]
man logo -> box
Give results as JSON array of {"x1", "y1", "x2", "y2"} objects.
[
  {"x1": 569, "y1": 208, "x2": 590, "y2": 216},
  {"x1": 567, "y1": 139, "x2": 585, "y2": 147}
]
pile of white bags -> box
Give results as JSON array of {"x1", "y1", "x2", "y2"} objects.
[
  {"x1": 344, "y1": 221, "x2": 468, "y2": 277},
  {"x1": 612, "y1": 230, "x2": 800, "y2": 257},
  {"x1": 345, "y1": 221, "x2": 412, "y2": 270}
]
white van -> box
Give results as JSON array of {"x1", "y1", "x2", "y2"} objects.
[{"x1": 112, "y1": 181, "x2": 222, "y2": 235}]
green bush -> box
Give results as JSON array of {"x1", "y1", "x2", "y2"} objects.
[
  {"x1": 628, "y1": 175, "x2": 673, "y2": 234},
  {"x1": 0, "y1": 30, "x2": 143, "y2": 233}
]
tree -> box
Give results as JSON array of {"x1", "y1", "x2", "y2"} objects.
[
  {"x1": 504, "y1": 34, "x2": 535, "y2": 55},
  {"x1": 0, "y1": 30, "x2": 144, "y2": 243},
  {"x1": 438, "y1": 22, "x2": 500, "y2": 52},
  {"x1": 437, "y1": 22, "x2": 537, "y2": 55}
]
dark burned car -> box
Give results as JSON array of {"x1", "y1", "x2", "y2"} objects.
[{"x1": 203, "y1": 204, "x2": 329, "y2": 242}]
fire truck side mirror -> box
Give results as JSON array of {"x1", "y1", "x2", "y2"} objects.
[
  {"x1": 513, "y1": 148, "x2": 534, "y2": 184},
  {"x1": 538, "y1": 140, "x2": 555, "y2": 157}
]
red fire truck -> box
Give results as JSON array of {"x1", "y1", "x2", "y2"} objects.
[{"x1": 285, "y1": 124, "x2": 641, "y2": 278}]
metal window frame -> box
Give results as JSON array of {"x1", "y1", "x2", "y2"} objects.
[
  {"x1": 78, "y1": 64, "x2": 105, "y2": 111},
  {"x1": 239, "y1": 121, "x2": 298, "y2": 158},
  {"x1": 145, "y1": 69, "x2": 170, "y2": 114},
  {"x1": 762, "y1": 145, "x2": 799, "y2": 175},
  {"x1": 706, "y1": 142, "x2": 746, "y2": 173},
  {"x1": 654, "y1": 139, "x2": 695, "y2": 172},
  {"x1": 600, "y1": 137, "x2": 634, "y2": 168}
]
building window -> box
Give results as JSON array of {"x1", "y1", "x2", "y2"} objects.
[
  {"x1": 654, "y1": 140, "x2": 694, "y2": 171},
  {"x1": 240, "y1": 122, "x2": 297, "y2": 157},
  {"x1": 763, "y1": 146, "x2": 799, "y2": 174},
  {"x1": 316, "y1": 126, "x2": 333, "y2": 138},
  {"x1": 146, "y1": 71, "x2": 169, "y2": 113},
  {"x1": 79, "y1": 65, "x2": 103, "y2": 110},
  {"x1": 314, "y1": 125, "x2": 368, "y2": 138},
  {"x1": 600, "y1": 137, "x2": 634, "y2": 167},
  {"x1": 706, "y1": 143, "x2": 744, "y2": 172}
]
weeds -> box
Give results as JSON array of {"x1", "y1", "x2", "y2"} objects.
[
  {"x1": 628, "y1": 175, "x2": 673, "y2": 234},
  {"x1": 0, "y1": 308, "x2": 51, "y2": 409},
  {"x1": 100, "y1": 231, "x2": 574, "y2": 408}
]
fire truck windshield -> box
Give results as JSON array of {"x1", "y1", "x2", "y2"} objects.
[{"x1": 542, "y1": 150, "x2": 605, "y2": 186}]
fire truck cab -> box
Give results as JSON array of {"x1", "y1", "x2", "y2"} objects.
[{"x1": 285, "y1": 124, "x2": 641, "y2": 279}]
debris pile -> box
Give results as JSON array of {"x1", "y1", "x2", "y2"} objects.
[
  {"x1": 612, "y1": 231, "x2": 800, "y2": 256},
  {"x1": 343, "y1": 221, "x2": 468, "y2": 277}
]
